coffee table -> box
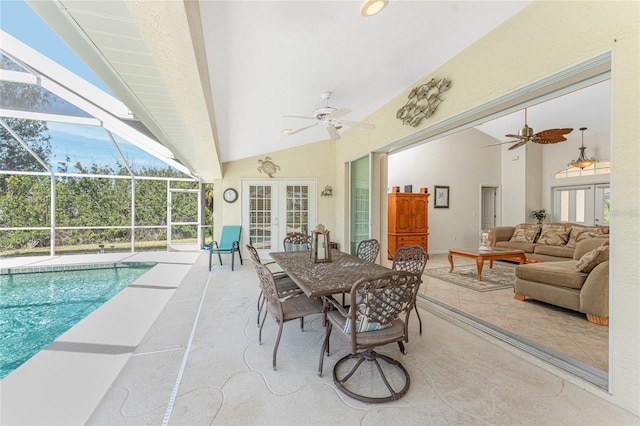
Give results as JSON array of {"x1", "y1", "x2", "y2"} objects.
[{"x1": 448, "y1": 248, "x2": 526, "y2": 281}]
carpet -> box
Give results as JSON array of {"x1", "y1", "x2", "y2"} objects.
[{"x1": 424, "y1": 263, "x2": 516, "y2": 292}]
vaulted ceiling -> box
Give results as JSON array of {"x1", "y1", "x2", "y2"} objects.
[{"x1": 27, "y1": 1, "x2": 609, "y2": 182}]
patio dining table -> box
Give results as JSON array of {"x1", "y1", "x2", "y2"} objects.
[{"x1": 269, "y1": 250, "x2": 390, "y2": 298}]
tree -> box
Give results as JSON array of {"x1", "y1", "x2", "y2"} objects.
[{"x1": 0, "y1": 55, "x2": 53, "y2": 175}]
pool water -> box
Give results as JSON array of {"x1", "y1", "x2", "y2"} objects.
[{"x1": 0, "y1": 263, "x2": 154, "y2": 379}]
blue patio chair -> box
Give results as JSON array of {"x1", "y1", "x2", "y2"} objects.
[{"x1": 208, "y1": 226, "x2": 243, "y2": 271}]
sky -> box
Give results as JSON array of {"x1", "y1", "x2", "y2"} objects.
[
  {"x1": 1, "y1": 1, "x2": 175, "y2": 174},
  {"x1": 0, "y1": 0, "x2": 113, "y2": 95}
]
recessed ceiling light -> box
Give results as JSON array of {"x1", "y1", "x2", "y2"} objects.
[
  {"x1": 360, "y1": 0, "x2": 388, "y2": 17},
  {"x1": 282, "y1": 128, "x2": 292, "y2": 134}
]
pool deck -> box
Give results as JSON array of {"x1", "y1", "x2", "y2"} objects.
[
  {"x1": 2, "y1": 250, "x2": 639, "y2": 425},
  {"x1": 1, "y1": 250, "x2": 201, "y2": 425}
]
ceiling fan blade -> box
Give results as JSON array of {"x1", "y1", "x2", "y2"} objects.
[
  {"x1": 483, "y1": 140, "x2": 519, "y2": 148},
  {"x1": 327, "y1": 125, "x2": 340, "y2": 140},
  {"x1": 508, "y1": 140, "x2": 528, "y2": 150},
  {"x1": 531, "y1": 128, "x2": 573, "y2": 145},
  {"x1": 329, "y1": 108, "x2": 351, "y2": 118},
  {"x1": 286, "y1": 122, "x2": 319, "y2": 135},
  {"x1": 283, "y1": 115, "x2": 318, "y2": 120},
  {"x1": 505, "y1": 134, "x2": 527, "y2": 140},
  {"x1": 340, "y1": 120, "x2": 375, "y2": 130}
]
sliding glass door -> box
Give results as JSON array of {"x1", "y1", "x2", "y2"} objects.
[{"x1": 349, "y1": 155, "x2": 372, "y2": 254}]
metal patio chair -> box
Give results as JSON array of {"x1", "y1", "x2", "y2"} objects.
[
  {"x1": 208, "y1": 225, "x2": 243, "y2": 271},
  {"x1": 251, "y1": 260, "x2": 323, "y2": 370},
  {"x1": 318, "y1": 270, "x2": 421, "y2": 402},
  {"x1": 246, "y1": 244, "x2": 302, "y2": 327},
  {"x1": 392, "y1": 245, "x2": 428, "y2": 335},
  {"x1": 356, "y1": 238, "x2": 380, "y2": 263},
  {"x1": 283, "y1": 232, "x2": 311, "y2": 251}
]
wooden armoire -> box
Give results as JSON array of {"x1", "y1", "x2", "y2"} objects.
[{"x1": 387, "y1": 188, "x2": 429, "y2": 259}]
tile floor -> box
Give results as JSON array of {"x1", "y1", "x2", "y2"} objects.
[
  {"x1": 3, "y1": 251, "x2": 633, "y2": 425},
  {"x1": 417, "y1": 254, "x2": 609, "y2": 372}
]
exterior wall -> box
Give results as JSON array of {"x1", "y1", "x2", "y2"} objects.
[
  {"x1": 214, "y1": 139, "x2": 336, "y2": 247},
  {"x1": 332, "y1": 1, "x2": 639, "y2": 414}
]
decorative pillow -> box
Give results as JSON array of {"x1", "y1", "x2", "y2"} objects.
[
  {"x1": 536, "y1": 224, "x2": 570, "y2": 246},
  {"x1": 509, "y1": 224, "x2": 541, "y2": 243},
  {"x1": 566, "y1": 226, "x2": 607, "y2": 248},
  {"x1": 284, "y1": 243, "x2": 308, "y2": 252},
  {"x1": 575, "y1": 240, "x2": 609, "y2": 273}
]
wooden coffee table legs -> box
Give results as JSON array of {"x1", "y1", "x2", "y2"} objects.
[{"x1": 448, "y1": 250, "x2": 526, "y2": 281}]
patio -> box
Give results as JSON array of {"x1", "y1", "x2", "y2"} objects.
[{"x1": 2, "y1": 251, "x2": 638, "y2": 425}]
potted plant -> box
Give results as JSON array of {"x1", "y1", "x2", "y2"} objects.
[{"x1": 531, "y1": 209, "x2": 547, "y2": 224}]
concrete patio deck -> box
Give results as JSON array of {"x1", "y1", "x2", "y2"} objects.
[{"x1": 2, "y1": 251, "x2": 638, "y2": 425}]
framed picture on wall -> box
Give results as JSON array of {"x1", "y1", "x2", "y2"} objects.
[{"x1": 434, "y1": 185, "x2": 449, "y2": 208}]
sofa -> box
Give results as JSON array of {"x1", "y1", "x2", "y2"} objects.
[
  {"x1": 488, "y1": 222, "x2": 609, "y2": 262},
  {"x1": 513, "y1": 237, "x2": 609, "y2": 325}
]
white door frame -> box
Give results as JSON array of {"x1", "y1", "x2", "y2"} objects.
[{"x1": 241, "y1": 178, "x2": 317, "y2": 258}]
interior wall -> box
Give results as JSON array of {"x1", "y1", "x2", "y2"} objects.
[
  {"x1": 331, "y1": 1, "x2": 639, "y2": 414},
  {"x1": 387, "y1": 128, "x2": 501, "y2": 252}
]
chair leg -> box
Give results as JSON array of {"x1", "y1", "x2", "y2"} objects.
[
  {"x1": 257, "y1": 291, "x2": 265, "y2": 327},
  {"x1": 238, "y1": 249, "x2": 243, "y2": 265},
  {"x1": 208, "y1": 250, "x2": 212, "y2": 271},
  {"x1": 300, "y1": 316, "x2": 304, "y2": 331},
  {"x1": 414, "y1": 305, "x2": 423, "y2": 335},
  {"x1": 318, "y1": 323, "x2": 333, "y2": 376},
  {"x1": 272, "y1": 321, "x2": 284, "y2": 371},
  {"x1": 259, "y1": 312, "x2": 266, "y2": 344},
  {"x1": 231, "y1": 252, "x2": 235, "y2": 271},
  {"x1": 217, "y1": 251, "x2": 223, "y2": 266},
  {"x1": 397, "y1": 341, "x2": 406, "y2": 355}
]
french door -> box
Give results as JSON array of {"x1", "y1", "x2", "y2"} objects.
[
  {"x1": 242, "y1": 179, "x2": 316, "y2": 257},
  {"x1": 551, "y1": 183, "x2": 609, "y2": 226}
]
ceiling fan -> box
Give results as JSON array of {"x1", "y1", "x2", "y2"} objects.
[
  {"x1": 486, "y1": 108, "x2": 573, "y2": 150},
  {"x1": 283, "y1": 92, "x2": 375, "y2": 140}
]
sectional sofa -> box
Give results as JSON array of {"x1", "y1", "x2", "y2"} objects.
[
  {"x1": 488, "y1": 222, "x2": 609, "y2": 262},
  {"x1": 488, "y1": 222, "x2": 609, "y2": 324}
]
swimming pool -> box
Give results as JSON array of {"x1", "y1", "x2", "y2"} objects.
[{"x1": 0, "y1": 262, "x2": 155, "y2": 379}]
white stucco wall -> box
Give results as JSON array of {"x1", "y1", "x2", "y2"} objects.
[{"x1": 387, "y1": 128, "x2": 501, "y2": 251}]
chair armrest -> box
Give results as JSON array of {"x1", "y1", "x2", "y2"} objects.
[
  {"x1": 232, "y1": 240, "x2": 240, "y2": 251},
  {"x1": 325, "y1": 295, "x2": 349, "y2": 318}
]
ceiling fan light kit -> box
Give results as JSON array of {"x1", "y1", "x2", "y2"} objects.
[
  {"x1": 360, "y1": 0, "x2": 388, "y2": 17},
  {"x1": 283, "y1": 92, "x2": 375, "y2": 140},
  {"x1": 569, "y1": 127, "x2": 598, "y2": 169}
]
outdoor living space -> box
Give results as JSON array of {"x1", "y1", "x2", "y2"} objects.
[{"x1": 2, "y1": 252, "x2": 636, "y2": 425}]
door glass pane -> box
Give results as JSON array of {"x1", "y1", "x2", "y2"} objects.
[
  {"x1": 350, "y1": 155, "x2": 370, "y2": 254},
  {"x1": 560, "y1": 191, "x2": 569, "y2": 221},
  {"x1": 285, "y1": 185, "x2": 309, "y2": 235},
  {"x1": 576, "y1": 190, "x2": 585, "y2": 222},
  {"x1": 248, "y1": 185, "x2": 272, "y2": 249}
]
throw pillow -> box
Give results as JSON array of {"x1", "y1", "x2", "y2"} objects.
[
  {"x1": 566, "y1": 226, "x2": 607, "y2": 248},
  {"x1": 536, "y1": 224, "x2": 570, "y2": 246},
  {"x1": 509, "y1": 224, "x2": 541, "y2": 243},
  {"x1": 575, "y1": 240, "x2": 609, "y2": 273}
]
